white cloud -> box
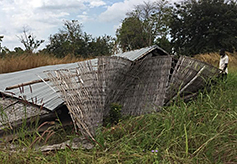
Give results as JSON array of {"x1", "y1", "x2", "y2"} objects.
[
  {"x1": 97, "y1": 0, "x2": 181, "y2": 37},
  {"x1": 29, "y1": 0, "x2": 43, "y2": 8},
  {"x1": 0, "y1": 0, "x2": 181, "y2": 50},
  {"x1": 89, "y1": 0, "x2": 106, "y2": 7},
  {"x1": 98, "y1": 0, "x2": 157, "y2": 23},
  {"x1": 99, "y1": 0, "x2": 181, "y2": 23},
  {"x1": 113, "y1": 23, "x2": 121, "y2": 33},
  {"x1": 39, "y1": 0, "x2": 86, "y2": 11},
  {"x1": 77, "y1": 14, "x2": 91, "y2": 23},
  {"x1": 0, "y1": 0, "x2": 97, "y2": 50},
  {"x1": 37, "y1": 0, "x2": 106, "y2": 10}
]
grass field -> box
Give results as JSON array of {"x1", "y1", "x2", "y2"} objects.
[
  {"x1": 0, "y1": 52, "x2": 236, "y2": 163},
  {"x1": 194, "y1": 52, "x2": 237, "y2": 72},
  {"x1": 0, "y1": 53, "x2": 85, "y2": 73}
]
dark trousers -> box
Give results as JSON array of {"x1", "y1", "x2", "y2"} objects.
[{"x1": 219, "y1": 73, "x2": 227, "y2": 81}]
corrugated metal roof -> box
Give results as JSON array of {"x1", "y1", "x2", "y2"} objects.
[
  {"x1": 114, "y1": 45, "x2": 169, "y2": 61},
  {"x1": 0, "y1": 59, "x2": 98, "y2": 111},
  {"x1": 0, "y1": 45, "x2": 167, "y2": 111}
]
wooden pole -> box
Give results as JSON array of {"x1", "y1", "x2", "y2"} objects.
[{"x1": 5, "y1": 78, "x2": 50, "y2": 90}]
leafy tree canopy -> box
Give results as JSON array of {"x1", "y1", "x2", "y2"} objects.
[
  {"x1": 170, "y1": 0, "x2": 237, "y2": 55},
  {"x1": 44, "y1": 20, "x2": 115, "y2": 58},
  {"x1": 116, "y1": 0, "x2": 172, "y2": 52}
]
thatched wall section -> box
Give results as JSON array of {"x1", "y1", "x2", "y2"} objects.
[
  {"x1": 115, "y1": 56, "x2": 172, "y2": 115},
  {"x1": 165, "y1": 56, "x2": 220, "y2": 103},
  {"x1": 45, "y1": 60, "x2": 104, "y2": 139},
  {"x1": 0, "y1": 97, "x2": 48, "y2": 129},
  {"x1": 98, "y1": 56, "x2": 133, "y2": 116},
  {"x1": 45, "y1": 57, "x2": 132, "y2": 138},
  {"x1": 99, "y1": 56, "x2": 172, "y2": 116}
]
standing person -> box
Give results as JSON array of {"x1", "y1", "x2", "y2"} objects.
[{"x1": 219, "y1": 49, "x2": 229, "y2": 79}]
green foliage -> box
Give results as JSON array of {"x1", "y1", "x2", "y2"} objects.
[
  {"x1": 44, "y1": 20, "x2": 115, "y2": 58},
  {"x1": 116, "y1": 0, "x2": 171, "y2": 52},
  {"x1": 103, "y1": 103, "x2": 122, "y2": 126},
  {"x1": 84, "y1": 35, "x2": 115, "y2": 58},
  {"x1": 170, "y1": 0, "x2": 237, "y2": 55},
  {"x1": 116, "y1": 16, "x2": 145, "y2": 52},
  {"x1": 154, "y1": 36, "x2": 173, "y2": 54},
  {"x1": 45, "y1": 20, "x2": 84, "y2": 58},
  {"x1": 109, "y1": 103, "x2": 122, "y2": 125}
]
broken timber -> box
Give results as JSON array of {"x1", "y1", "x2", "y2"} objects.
[{"x1": 5, "y1": 78, "x2": 50, "y2": 90}]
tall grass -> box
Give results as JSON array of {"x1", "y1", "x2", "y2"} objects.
[
  {"x1": 0, "y1": 53, "x2": 85, "y2": 73},
  {"x1": 0, "y1": 74, "x2": 236, "y2": 163},
  {"x1": 194, "y1": 51, "x2": 237, "y2": 72}
]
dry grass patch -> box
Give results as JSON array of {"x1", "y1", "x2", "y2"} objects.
[
  {"x1": 194, "y1": 52, "x2": 237, "y2": 72},
  {"x1": 0, "y1": 53, "x2": 86, "y2": 73}
]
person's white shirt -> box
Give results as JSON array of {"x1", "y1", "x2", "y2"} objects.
[{"x1": 219, "y1": 54, "x2": 229, "y2": 74}]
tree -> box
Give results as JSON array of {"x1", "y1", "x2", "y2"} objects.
[
  {"x1": 18, "y1": 27, "x2": 44, "y2": 53},
  {"x1": 87, "y1": 35, "x2": 115, "y2": 57},
  {"x1": 116, "y1": 16, "x2": 145, "y2": 52},
  {"x1": 45, "y1": 20, "x2": 114, "y2": 58},
  {"x1": 154, "y1": 36, "x2": 173, "y2": 54},
  {"x1": 116, "y1": 0, "x2": 171, "y2": 52},
  {"x1": 46, "y1": 20, "x2": 87, "y2": 58},
  {"x1": 170, "y1": 0, "x2": 237, "y2": 55}
]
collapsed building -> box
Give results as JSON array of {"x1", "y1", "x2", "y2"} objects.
[{"x1": 0, "y1": 45, "x2": 220, "y2": 140}]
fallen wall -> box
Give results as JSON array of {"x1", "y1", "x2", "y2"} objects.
[
  {"x1": 45, "y1": 55, "x2": 219, "y2": 138},
  {"x1": 0, "y1": 97, "x2": 50, "y2": 137}
]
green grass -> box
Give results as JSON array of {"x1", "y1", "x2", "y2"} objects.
[{"x1": 0, "y1": 72, "x2": 236, "y2": 163}]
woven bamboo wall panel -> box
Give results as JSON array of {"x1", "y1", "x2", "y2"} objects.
[
  {"x1": 115, "y1": 56, "x2": 172, "y2": 116},
  {"x1": 45, "y1": 55, "x2": 219, "y2": 138},
  {"x1": 98, "y1": 56, "x2": 133, "y2": 116},
  {"x1": 45, "y1": 60, "x2": 104, "y2": 139},
  {"x1": 165, "y1": 56, "x2": 219, "y2": 103}
]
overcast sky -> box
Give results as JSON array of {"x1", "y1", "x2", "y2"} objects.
[{"x1": 0, "y1": 0, "x2": 180, "y2": 50}]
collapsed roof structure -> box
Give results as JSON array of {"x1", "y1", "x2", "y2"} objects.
[{"x1": 0, "y1": 45, "x2": 219, "y2": 139}]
